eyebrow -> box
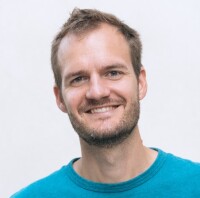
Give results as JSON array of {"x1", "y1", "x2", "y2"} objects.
[{"x1": 101, "y1": 64, "x2": 129, "y2": 71}]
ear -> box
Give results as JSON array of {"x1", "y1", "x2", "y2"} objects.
[
  {"x1": 138, "y1": 67, "x2": 147, "y2": 100},
  {"x1": 53, "y1": 86, "x2": 68, "y2": 113}
]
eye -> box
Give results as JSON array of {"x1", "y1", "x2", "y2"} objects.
[
  {"x1": 70, "y1": 76, "x2": 88, "y2": 86},
  {"x1": 106, "y1": 70, "x2": 123, "y2": 80}
]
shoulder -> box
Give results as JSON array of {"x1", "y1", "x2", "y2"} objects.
[
  {"x1": 149, "y1": 149, "x2": 200, "y2": 196},
  {"x1": 166, "y1": 151, "x2": 200, "y2": 170},
  {"x1": 10, "y1": 165, "x2": 69, "y2": 198},
  {"x1": 161, "y1": 150, "x2": 200, "y2": 181}
]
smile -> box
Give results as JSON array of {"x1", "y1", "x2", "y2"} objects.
[{"x1": 87, "y1": 105, "x2": 119, "y2": 114}]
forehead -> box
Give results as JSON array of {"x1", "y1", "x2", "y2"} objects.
[{"x1": 57, "y1": 23, "x2": 132, "y2": 74}]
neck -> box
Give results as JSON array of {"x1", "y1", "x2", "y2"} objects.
[{"x1": 73, "y1": 127, "x2": 157, "y2": 183}]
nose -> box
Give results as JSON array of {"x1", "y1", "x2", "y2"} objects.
[{"x1": 86, "y1": 75, "x2": 110, "y2": 100}]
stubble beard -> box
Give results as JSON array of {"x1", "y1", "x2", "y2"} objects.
[{"x1": 67, "y1": 97, "x2": 140, "y2": 148}]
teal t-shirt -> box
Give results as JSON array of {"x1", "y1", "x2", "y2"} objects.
[{"x1": 11, "y1": 149, "x2": 200, "y2": 197}]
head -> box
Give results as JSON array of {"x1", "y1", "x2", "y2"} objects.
[
  {"x1": 51, "y1": 8, "x2": 142, "y2": 89},
  {"x1": 52, "y1": 8, "x2": 146, "y2": 148}
]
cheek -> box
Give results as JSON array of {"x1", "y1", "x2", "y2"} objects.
[
  {"x1": 110, "y1": 79, "x2": 137, "y2": 98},
  {"x1": 63, "y1": 88, "x2": 85, "y2": 111}
]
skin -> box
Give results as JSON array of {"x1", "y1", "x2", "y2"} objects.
[{"x1": 54, "y1": 23, "x2": 157, "y2": 183}]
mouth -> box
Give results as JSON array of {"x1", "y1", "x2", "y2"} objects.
[{"x1": 86, "y1": 105, "x2": 120, "y2": 114}]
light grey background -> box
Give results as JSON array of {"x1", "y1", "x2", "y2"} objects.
[{"x1": 1, "y1": 0, "x2": 200, "y2": 197}]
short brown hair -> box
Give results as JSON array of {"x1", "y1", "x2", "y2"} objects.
[{"x1": 51, "y1": 8, "x2": 142, "y2": 88}]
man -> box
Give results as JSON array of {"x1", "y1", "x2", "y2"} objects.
[{"x1": 11, "y1": 8, "x2": 200, "y2": 197}]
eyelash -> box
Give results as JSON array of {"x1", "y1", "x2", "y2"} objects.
[
  {"x1": 106, "y1": 70, "x2": 123, "y2": 79},
  {"x1": 70, "y1": 76, "x2": 88, "y2": 86}
]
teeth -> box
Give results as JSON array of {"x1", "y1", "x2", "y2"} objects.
[{"x1": 90, "y1": 106, "x2": 114, "y2": 114}]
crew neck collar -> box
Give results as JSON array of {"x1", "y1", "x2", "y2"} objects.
[{"x1": 65, "y1": 148, "x2": 167, "y2": 193}]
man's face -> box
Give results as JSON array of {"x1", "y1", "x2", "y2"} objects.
[{"x1": 54, "y1": 24, "x2": 147, "y2": 147}]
